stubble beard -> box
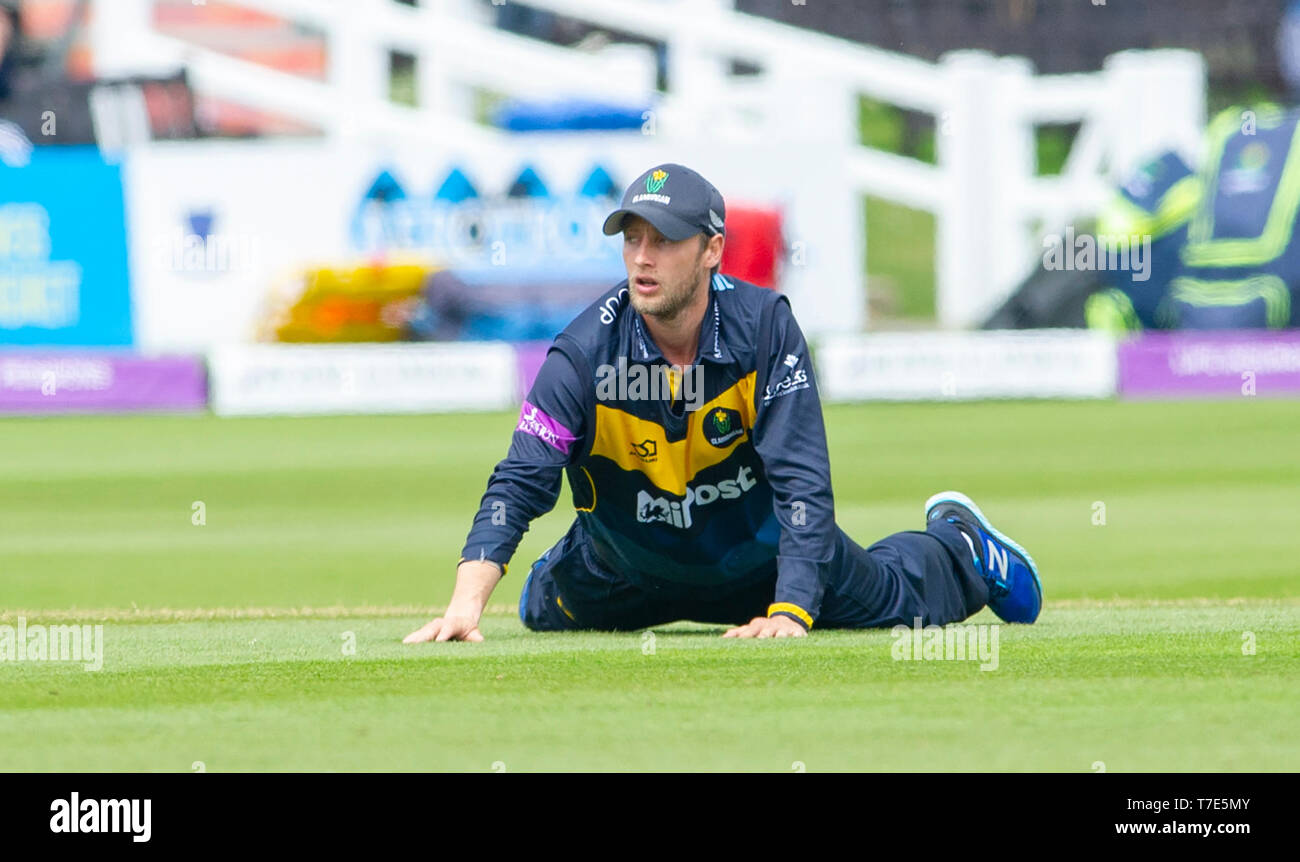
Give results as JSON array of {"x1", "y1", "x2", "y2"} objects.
[{"x1": 629, "y1": 256, "x2": 709, "y2": 324}]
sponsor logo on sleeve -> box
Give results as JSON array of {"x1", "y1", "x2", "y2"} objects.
[
  {"x1": 762, "y1": 354, "x2": 810, "y2": 404},
  {"x1": 517, "y1": 400, "x2": 578, "y2": 455}
]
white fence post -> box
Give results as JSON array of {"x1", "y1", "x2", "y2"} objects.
[
  {"x1": 937, "y1": 51, "x2": 1034, "y2": 330},
  {"x1": 773, "y1": 69, "x2": 866, "y2": 332},
  {"x1": 419, "y1": 0, "x2": 474, "y2": 118},
  {"x1": 92, "y1": 0, "x2": 168, "y2": 78},
  {"x1": 666, "y1": 0, "x2": 729, "y2": 129},
  {"x1": 987, "y1": 55, "x2": 1037, "y2": 324},
  {"x1": 329, "y1": 0, "x2": 387, "y2": 140},
  {"x1": 1103, "y1": 49, "x2": 1207, "y2": 177}
]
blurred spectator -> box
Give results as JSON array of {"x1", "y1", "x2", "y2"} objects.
[
  {"x1": 0, "y1": 0, "x2": 20, "y2": 102},
  {"x1": 1281, "y1": 0, "x2": 1300, "y2": 100},
  {"x1": 0, "y1": 1, "x2": 32, "y2": 165},
  {"x1": 491, "y1": 0, "x2": 668, "y2": 91},
  {"x1": 493, "y1": 3, "x2": 587, "y2": 48},
  {"x1": 0, "y1": 116, "x2": 31, "y2": 164}
]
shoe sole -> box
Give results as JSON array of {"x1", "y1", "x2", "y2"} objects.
[{"x1": 924, "y1": 490, "x2": 1044, "y2": 608}]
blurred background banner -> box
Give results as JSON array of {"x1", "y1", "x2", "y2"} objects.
[
  {"x1": 1117, "y1": 330, "x2": 1300, "y2": 399},
  {"x1": 0, "y1": 146, "x2": 132, "y2": 345},
  {"x1": 121, "y1": 137, "x2": 845, "y2": 352},
  {"x1": 818, "y1": 330, "x2": 1119, "y2": 402},
  {"x1": 207, "y1": 342, "x2": 517, "y2": 416},
  {"x1": 0, "y1": 351, "x2": 205, "y2": 411}
]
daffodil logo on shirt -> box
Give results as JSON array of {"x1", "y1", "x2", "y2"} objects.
[{"x1": 703, "y1": 407, "x2": 745, "y2": 447}]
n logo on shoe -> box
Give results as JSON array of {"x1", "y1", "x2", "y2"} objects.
[{"x1": 985, "y1": 539, "x2": 1009, "y2": 581}]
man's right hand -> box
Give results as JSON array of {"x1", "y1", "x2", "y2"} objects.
[
  {"x1": 402, "y1": 558, "x2": 504, "y2": 644},
  {"x1": 403, "y1": 615, "x2": 484, "y2": 643}
]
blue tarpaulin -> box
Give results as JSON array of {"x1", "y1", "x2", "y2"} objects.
[{"x1": 492, "y1": 99, "x2": 651, "y2": 132}]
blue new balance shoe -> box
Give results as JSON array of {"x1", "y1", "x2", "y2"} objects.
[{"x1": 924, "y1": 491, "x2": 1043, "y2": 624}]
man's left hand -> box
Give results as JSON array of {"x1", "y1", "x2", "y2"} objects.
[{"x1": 722, "y1": 615, "x2": 808, "y2": 638}]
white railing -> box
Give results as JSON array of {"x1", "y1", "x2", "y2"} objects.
[{"x1": 92, "y1": 0, "x2": 1205, "y2": 329}]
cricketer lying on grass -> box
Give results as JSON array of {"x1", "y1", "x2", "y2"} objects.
[{"x1": 405, "y1": 163, "x2": 1043, "y2": 643}]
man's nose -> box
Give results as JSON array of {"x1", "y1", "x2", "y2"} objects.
[{"x1": 633, "y1": 237, "x2": 654, "y2": 266}]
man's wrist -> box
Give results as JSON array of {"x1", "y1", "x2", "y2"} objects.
[
  {"x1": 446, "y1": 557, "x2": 507, "y2": 622},
  {"x1": 444, "y1": 600, "x2": 485, "y2": 622},
  {"x1": 767, "y1": 602, "x2": 813, "y2": 631},
  {"x1": 457, "y1": 557, "x2": 506, "y2": 576}
]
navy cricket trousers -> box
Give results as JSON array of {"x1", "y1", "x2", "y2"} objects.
[{"x1": 519, "y1": 517, "x2": 989, "y2": 631}]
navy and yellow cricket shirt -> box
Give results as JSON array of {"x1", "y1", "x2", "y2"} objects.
[{"x1": 459, "y1": 273, "x2": 836, "y2": 629}]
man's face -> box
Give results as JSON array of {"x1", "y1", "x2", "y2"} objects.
[{"x1": 621, "y1": 215, "x2": 717, "y2": 321}]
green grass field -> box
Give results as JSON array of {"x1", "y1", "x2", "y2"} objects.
[{"x1": 3, "y1": 399, "x2": 1298, "y2": 771}]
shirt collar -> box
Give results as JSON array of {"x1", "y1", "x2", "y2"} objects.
[{"x1": 628, "y1": 283, "x2": 734, "y2": 367}]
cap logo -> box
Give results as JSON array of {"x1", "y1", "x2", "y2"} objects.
[
  {"x1": 709, "y1": 209, "x2": 724, "y2": 229},
  {"x1": 645, "y1": 169, "x2": 669, "y2": 194}
]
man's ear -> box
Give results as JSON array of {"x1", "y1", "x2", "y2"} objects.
[{"x1": 707, "y1": 233, "x2": 725, "y2": 268}]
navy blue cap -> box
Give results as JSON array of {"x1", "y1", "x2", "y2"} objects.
[{"x1": 602, "y1": 163, "x2": 726, "y2": 241}]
